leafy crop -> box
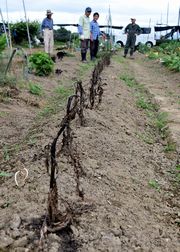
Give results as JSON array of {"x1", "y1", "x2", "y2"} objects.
[
  {"x1": 29, "y1": 52, "x2": 54, "y2": 76},
  {"x1": 161, "y1": 55, "x2": 180, "y2": 72}
]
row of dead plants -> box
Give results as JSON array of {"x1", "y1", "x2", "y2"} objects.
[{"x1": 38, "y1": 52, "x2": 112, "y2": 249}]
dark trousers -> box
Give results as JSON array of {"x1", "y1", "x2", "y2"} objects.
[
  {"x1": 90, "y1": 39, "x2": 99, "y2": 60},
  {"x1": 80, "y1": 39, "x2": 89, "y2": 61},
  {"x1": 124, "y1": 35, "x2": 136, "y2": 56}
]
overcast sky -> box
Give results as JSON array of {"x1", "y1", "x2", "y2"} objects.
[{"x1": 0, "y1": 0, "x2": 180, "y2": 31}]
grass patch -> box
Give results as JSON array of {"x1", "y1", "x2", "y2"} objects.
[
  {"x1": 0, "y1": 75, "x2": 17, "y2": 87},
  {"x1": 154, "y1": 112, "x2": 169, "y2": 138},
  {"x1": 28, "y1": 82, "x2": 43, "y2": 96},
  {"x1": 0, "y1": 171, "x2": 13, "y2": 177},
  {"x1": 113, "y1": 54, "x2": 124, "y2": 64},
  {"x1": 149, "y1": 179, "x2": 160, "y2": 191},
  {"x1": 164, "y1": 142, "x2": 176, "y2": 152},
  {"x1": 77, "y1": 61, "x2": 95, "y2": 77},
  {"x1": 119, "y1": 74, "x2": 137, "y2": 88},
  {"x1": 136, "y1": 96, "x2": 152, "y2": 110},
  {"x1": 54, "y1": 85, "x2": 73, "y2": 99},
  {"x1": 2, "y1": 144, "x2": 21, "y2": 161},
  {"x1": 39, "y1": 105, "x2": 57, "y2": 117},
  {"x1": 137, "y1": 132, "x2": 155, "y2": 145},
  {"x1": 0, "y1": 111, "x2": 8, "y2": 118}
]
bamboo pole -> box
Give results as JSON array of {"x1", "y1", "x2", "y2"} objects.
[
  {"x1": 22, "y1": 0, "x2": 32, "y2": 52},
  {"x1": 0, "y1": 8, "x2": 9, "y2": 48},
  {"x1": 5, "y1": 0, "x2": 12, "y2": 51}
]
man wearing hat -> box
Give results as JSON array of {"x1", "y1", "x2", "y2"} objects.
[
  {"x1": 78, "y1": 7, "x2": 92, "y2": 62},
  {"x1": 41, "y1": 10, "x2": 54, "y2": 55},
  {"x1": 123, "y1": 18, "x2": 141, "y2": 59}
]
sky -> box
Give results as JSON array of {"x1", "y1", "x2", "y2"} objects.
[{"x1": 0, "y1": 0, "x2": 180, "y2": 32}]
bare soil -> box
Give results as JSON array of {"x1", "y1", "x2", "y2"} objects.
[{"x1": 0, "y1": 49, "x2": 179, "y2": 252}]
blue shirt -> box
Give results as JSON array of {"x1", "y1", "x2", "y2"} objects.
[
  {"x1": 90, "y1": 20, "x2": 100, "y2": 40},
  {"x1": 41, "y1": 17, "x2": 53, "y2": 31}
]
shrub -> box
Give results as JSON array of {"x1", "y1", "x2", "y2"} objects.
[
  {"x1": 29, "y1": 52, "x2": 54, "y2": 76},
  {"x1": 10, "y1": 21, "x2": 40, "y2": 44}
]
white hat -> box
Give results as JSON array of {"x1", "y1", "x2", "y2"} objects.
[{"x1": 46, "y1": 10, "x2": 53, "y2": 15}]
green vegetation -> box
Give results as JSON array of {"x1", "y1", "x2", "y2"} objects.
[
  {"x1": 77, "y1": 61, "x2": 95, "y2": 77},
  {"x1": 154, "y1": 112, "x2": 169, "y2": 137},
  {"x1": 0, "y1": 111, "x2": 8, "y2": 118},
  {"x1": 149, "y1": 179, "x2": 160, "y2": 191},
  {"x1": 10, "y1": 21, "x2": 40, "y2": 45},
  {"x1": 136, "y1": 96, "x2": 155, "y2": 110},
  {"x1": 39, "y1": 85, "x2": 73, "y2": 118},
  {"x1": 0, "y1": 34, "x2": 6, "y2": 53},
  {"x1": 28, "y1": 82, "x2": 43, "y2": 96},
  {"x1": 119, "y1": 74, "x2": 137, "y2": 88},
  {"x1": 164, "y1": 142, "x2": 176, "y2": 152},
  {"x1": 141, "y1": 41, "x2": 180, "y2": 72},
  {"x1": 0, "y1": 171, "x2": 12, "y2": 177},
  {"x1": 29, "y1": 52, "x2": 54, "y2": 76},
  {"x1": 138, "y1": 44, "x2": 151, "y2": 54},
  {"x1": 54, "y1": 85, "x2": 73, "y2": 99},
  {"x1": 137, "y1": 132, "x2": 155, "y2": 145}
]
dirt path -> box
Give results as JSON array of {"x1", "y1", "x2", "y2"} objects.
[
  {"x1": 0, "y1": 50, "x2": 179, "y2": 251},
  {"x1": 127, "y1": 54, "x2": 180, "y2": 151}
]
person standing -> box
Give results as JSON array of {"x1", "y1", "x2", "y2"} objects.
[
  {"x1": 41, "y1": 10, "x2": 54, "y2": 55},
  {"x1": 123, "y1": 18, "x2": 141, "y2": 58},
  {"x1": 78, "y1": 7, "x2": 92, "y2": 62},
  {"x1": 90, "y1": 12, "x2": 101, "y2": 60}
]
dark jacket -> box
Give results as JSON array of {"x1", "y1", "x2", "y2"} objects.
[{"x1": 125, "y1": 23, "x2": 141, "y2": 36}]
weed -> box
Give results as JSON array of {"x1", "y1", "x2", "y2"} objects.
[
  {"x1": 27, "y1": 136, "x2": 37, "y2": 146},
  {"x1": 164, "y1": 142, "x2": 176, "y2": 152},
  {"x1": 3, "y1": 145, "x2": 10, "y2": 161},
  {"x1": 39, "y1": 105, "x2": 57, "y2": 117},
  {"x1": 119, "y1": 74, "x2": 137, "y2": 88},
  {"x1": 54, "y1": 85, "x2": 73, "y2": 100},
  {"x1": 136, "y1": 96, "x2": 151, "y2": 110},
  {"x1": 0, "y1": 171, "x2": 13, "y2": 177},
  {"x1": 0, "y1": 111, "x2": 8, "y2": 118},
  {"x1": 28, "y1": 82, "x2": 43, "y2": 96},
  {"x1": 113, "y1": 54, "x2": 124, "y2": 64},
  {"x1": 78, "y1": 62, "x2": 94, "y2": 77},
  {"x1": 0, "y1": 75, "x2": 17, "y2": 87},
  {"x1": 149, "y1": 179, "x2": 160, "y2": 191},
  {"x1": 137, "y1": 132, "x2": 155, "y2": 145},
  {"x1": 154, "y1": 112, "x2": 169, "y2": 138}
]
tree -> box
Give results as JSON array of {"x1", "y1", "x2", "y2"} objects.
[{"x1": 54, "y1": 27, "x2": 71, "y2": 42}]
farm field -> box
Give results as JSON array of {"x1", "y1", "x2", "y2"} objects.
[{"x1": 0, "y1": 48, "x2": 180, "y2": 252}]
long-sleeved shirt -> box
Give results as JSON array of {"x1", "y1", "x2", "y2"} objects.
[
  {"x1": 90, "y1": 20, "x2": 101, "y2": 40},
  {"x1": 41, "y1": 17, "x2": 53, "y2": 31},
  {"x1": 78, "y1": 15, "x2": 90, "y2": 39},
  {"x1": 124, "y1": 23, "x2": 141, "y2": 36}
]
